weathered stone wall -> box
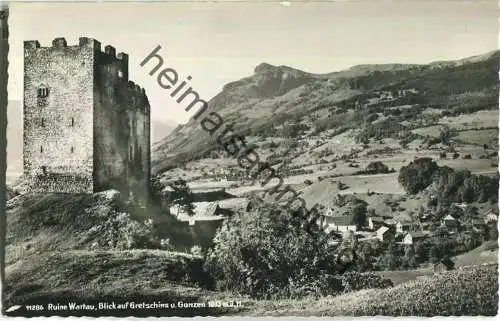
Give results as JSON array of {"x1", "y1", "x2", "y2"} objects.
[
  {"x1": 126, "y1": 82, "x2": 150, "y2": 202},
  {"x1": 93, "y1": 45, "x2": 130, "y2": 193},
  {"x1": 23, "y1": 38, "x2": 95, "y2": 193},
  {"x1": 23, "y1": 37, "x2": 151, "y2": 197}
]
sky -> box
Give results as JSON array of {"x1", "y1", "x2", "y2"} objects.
[{"x1": 7, "y1": 0, "x2": 499, "y2": 124}]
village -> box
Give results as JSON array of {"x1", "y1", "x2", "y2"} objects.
[{"x1": 163, "y1": 177, "x2": 498, "y2": 273}]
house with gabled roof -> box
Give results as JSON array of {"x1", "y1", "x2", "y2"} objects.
[
  {"x1": 368, "y1": 216, "x2": 385, "y2": 230},
  {"x1": 217, "y1": 197, "x2": 251, "y2": 213},
  {"x1": 376, "y1": 226, "x2": 394, "y2": 242},
  {"x1": 323, "y1": 215, "x2": 357, "y2": 233},
  {"x1": 402, "y1": 231, "x2": 428, "y2": 245},
  {"x1": 441, "y1": 214, "x2": 459, "y2": 232},
  {"x1": 484, "y1": 209, "x2": 498, "y2": 224},
  {"x1": 433, "y1": 257, "x2": 455, "y2": 273},
  {"x1": 396, "y1": 220, "x2": 412, "y2": 234},
  {"x1": 170, "y1": 201, "x2": 231, "y2": 226}
]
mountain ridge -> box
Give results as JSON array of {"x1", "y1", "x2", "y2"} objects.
[{"x1": 151, "y1": 49, "x2": 499, "y2": 174}]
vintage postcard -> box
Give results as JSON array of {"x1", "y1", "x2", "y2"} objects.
[{"x1": 0, "y1": 0, "x2": 499, "y2": 317}]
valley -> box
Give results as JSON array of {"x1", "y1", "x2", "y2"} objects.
[{"x1": 4, "y1": 49, "x2": 499, "y2": 316}]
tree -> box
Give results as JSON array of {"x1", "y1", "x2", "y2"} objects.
[
  {"x1": 378, "y1": 242, "x2": 401, "y2": 270},
  {"x1": 351, "y1": 203, "x2": 368, "y2": 228},
  {"x1": 429, "y1": 245, "x2": 440, "y2": 264},
  {"x1": 169, "y1": 179, "x2": 195, "y2": 216},
  {"x1": 398, "y1": 158, "x2": 440, "y2": 194},
  {"x1": 402, "y1": 246, "x2": 418, "y2": 269},
  {"x1": 204, "y1": 202, "x2": 340, "y2": 298},
  {"x1": 439, "y1": 128, "x2": 452, "y2": 144}
]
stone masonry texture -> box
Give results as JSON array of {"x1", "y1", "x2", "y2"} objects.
[{"x1": 23, "y1": 37, "x2": 150, "y2": 199}]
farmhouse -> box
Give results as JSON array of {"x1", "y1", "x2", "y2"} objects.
[
  {"x1": 472, "y1": 218, "x2": 486, "y2": 228},
  {"x1": 441, "y1": 214, "x2": 459, "y2": 232},
  {"x1": 484, "y1": 209, "x2": 498, "y2": 224},
  {"x1": 402, "y1": 231, "x2": 427, "y2": 245},
  {"x1": 368, "y1": 216, "x2": 385, "y2": 230},
  {"x1": 217, "y1": 198, "x2": 251, "y2": 213},
  {"x1": 323, "y1": 216, "x2": 357, "y2": 233},
  {"x1": 170, "y1": 201, "x2": 231, "y2": 226},
  {"x1": 452, "y1": 203, "x2": 468, "y2": 210},
  {"x1": 389, "y1": 213, "x2": 413, "y2": 233},
  {"x1": 376, "y1": 226, "x2": 394, "y2": 242},
  {"x1": 433, "y1": 258, "x2": 455, "y2": 273},
  {"x1": 396, "y1": 221, "x2": 412, "y2": 234}
]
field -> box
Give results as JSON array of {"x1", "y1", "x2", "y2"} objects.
[
  {"x1": 453, "y1": 241, "x2": 499, "y2": 268},
  {"x1": 439, "y1": 110, "x2": 499, "y2": 130},
  {"x1": 454, "y1": 129, "x2": 499, "y2": 147}
]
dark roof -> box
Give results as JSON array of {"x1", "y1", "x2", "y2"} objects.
[
  {"x1": 376, "y1": 226, "x2": 392, "y2": 235},
  {"x1": 443, "y1": 220, "x2": 459, "y2": 228},
  {"x1": 370, "y1": 216, "x2": 385, "y2": 223},
  {"x1": 436, "y1": 258, "x2": 455, "y2": 269},
  {"x1": 324, "y1": 215, "x2": 355, "y2": 226},
  {"x1": 394, "y1": 213, "x2": 413, "y2": 223},
  {"x1": 472, "y1": 218, "x2": 486, "y2": 225},
  {"x1": 408, "y1": 231, "x2": 427, "y2": 239}
]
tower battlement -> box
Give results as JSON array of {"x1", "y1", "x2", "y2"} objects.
[
  {"x1": 24, "y1": 37, "x2": 130, "y2": 71},
  {"x1": 127, "y1": 81, "x2": 150, "y2": 113}
]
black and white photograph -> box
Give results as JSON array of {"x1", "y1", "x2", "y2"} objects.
[{"x1": 0, "y1": 0, "x2": 499, "y2": 317}]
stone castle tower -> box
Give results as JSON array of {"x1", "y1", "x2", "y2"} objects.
[{"x1": 23, "y1": 37, "x2": 151, "y2": 200}]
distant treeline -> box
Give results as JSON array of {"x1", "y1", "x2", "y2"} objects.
[{"x1": 398, "y1": 157, "x2": 499, "y2": 205}]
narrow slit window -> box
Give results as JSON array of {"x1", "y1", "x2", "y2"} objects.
[
  {"x1": 41, "y1": 166, "x2": 47, "y2": 175},
  {"x1": 37, "y1": 86, "x2": 49, "y2": 98},
  {"x1": 129, "y1": 146, "x2": 133, "y2": 161},
  {"x1": 71, "y1": 117, "x2": 74, "y2": 127},
  {"x1": 70, "y1": 146, "x2": 74, "y2": 153},
  {"x1": 40, "y1": 146, "x2": 43, "y2": 153},
  {"x1": 41, "y1": 118, "x2": 45, "y2": 127}
]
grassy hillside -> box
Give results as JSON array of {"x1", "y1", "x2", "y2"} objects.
[
  {"x1": 238, "y1": 264, "x2": 498, "y2": 316},
  {"x1": 453, "y1": 240, "x2": 498, "y2": 267},
  {"x1": 4, "y1": 190, "x2": 198, "y2": 266},
  {"x1": 2, "y1": 191, "x2": 228, "y2": 317},
  {"x1": 3, "y1": 250, "x2": 227, "y2": 317}
]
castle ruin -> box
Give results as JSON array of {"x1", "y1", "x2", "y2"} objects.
[{"x1": 23, "y1": 37, "x2": 151, "y2": 200}]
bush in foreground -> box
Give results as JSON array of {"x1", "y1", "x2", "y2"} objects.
[
  {"x1": 204, "y1": 203, "x2": 341, "y2": 299},
  {"x1": 204, "y1": 202, "x2": 394, "y2": 299}
]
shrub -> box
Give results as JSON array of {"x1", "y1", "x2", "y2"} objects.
[
  {"x1": 365, "y1": 161, "x2": 390, "y2": 174},
  {"x1": 204, "y1": 203, "x2": 342, "y2": 299},
  {"x1": 340, "y1": 272, "x2": 393, "y2": 293},
  {"x1": 338, "y1": 181, "x2": 349, "y2": 190},
  {"x1": 190, "y1": 245, "x2": 203, "y2": 256}
]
